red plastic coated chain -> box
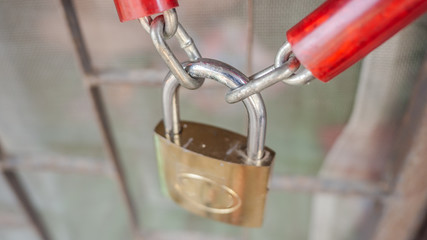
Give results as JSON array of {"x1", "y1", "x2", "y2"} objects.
[
  {"x1": 114, "y1": 0, "x2": 179, "y2": 22},
  {"x1": 287, "y1": 0, "x2": 427, "y2": 82}
]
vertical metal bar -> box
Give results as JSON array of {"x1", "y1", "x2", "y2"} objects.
[
  {"x1": 0, "y1": 141, "x2": 51, "y2": 240},
  {"x1": 86, "y1": 86, "x2": 141, "y2": 232},
  {"x1": 58, "y1": 0, "x2": 141, "y2": 238},
  {"x1": 59, "y1": 0, "x2": 94, "y2": 75},
  {"x1": 412, "y1": 208, "x2": 427, "y2": 240},
  {"x1": 373, "y1": 52, "x2": 427, "y2": 240}
]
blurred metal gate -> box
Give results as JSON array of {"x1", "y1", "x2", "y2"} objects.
[{"x1": 1, "y1": 1, "x2": 427, "y2": 240}]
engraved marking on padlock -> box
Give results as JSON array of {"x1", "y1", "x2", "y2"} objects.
[
  {"x1": 175, "y1": 173, "x2": 242, "y2": 214},
  {"x1": 155, "y1": 121, "x2": 274, "y2": 227}
]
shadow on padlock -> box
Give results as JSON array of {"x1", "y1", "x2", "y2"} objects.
[{"x1": 154, "y1": 59, "x2": 275, "y2": 227}]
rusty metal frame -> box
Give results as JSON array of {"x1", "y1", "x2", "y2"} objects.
[
  {"x1": 0, "y1": 0, "x2": 426, "y2": 240},
  {"x1": 0, "y1": 141, "x2": 51, "y2": 240},
  {"x1": 0, "y1": 154, "x2": 113, "y2": 176},
  {"x1": 59, "y1": 0, "x2": 141, "y2": 239}
]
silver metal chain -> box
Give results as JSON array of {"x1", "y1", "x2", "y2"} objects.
[
  {"x1": 139, "y1": 9, "x2": 178, "y2": 39},
  {"x1": 139, "y1": 9, "x2": 203, "y2": 90},
  {"x1": 143, "y1": 9, "x2": 315, "y2": 103},
  {"x1": 226, "y1": 42, "x2": 315, "y2": 103}
]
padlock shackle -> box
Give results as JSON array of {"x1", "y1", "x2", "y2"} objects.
[{"x1": 162, "y1": 58, "x2": 267, "y2": 162}]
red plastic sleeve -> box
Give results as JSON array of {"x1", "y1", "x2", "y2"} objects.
[
  {"x1": 114, "y1": 0, "x2": 179, "y2": 22},
  {"x1": 286, "y1": 0, "x2": 427, "y2": 82}
]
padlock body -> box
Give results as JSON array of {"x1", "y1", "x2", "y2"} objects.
[{"x1": 154, "y1": 120, "x2": 275, "y2": 227}]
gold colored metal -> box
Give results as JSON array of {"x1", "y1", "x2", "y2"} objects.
[{"x1": 154, "y1": 120, "x2": 275, "y2": 227}]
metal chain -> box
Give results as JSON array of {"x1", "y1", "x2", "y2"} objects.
[
  {"x1": 163, "y1": 9, "x2": 179, "y2": 39},
  {"x1": 141, "y1": 9, "x2": 314, "y2": 102},
  {"x1": 226, "y1": 42, "x2": 315, "y2": 103},
  {"x1": 139, "y1": 9, "x2": 203, "y2": 89},
  {"x1": 139, "y1": 9, "x2": 178, "y2": 39}
]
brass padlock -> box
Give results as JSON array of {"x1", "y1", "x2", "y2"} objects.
[{"x1": 154, "y1": 59, "x2": 275, "y2": 227}]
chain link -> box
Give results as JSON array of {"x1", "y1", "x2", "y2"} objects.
[
  {"x1": 163, "y1": 9, "x2": 179, "y2": 39},
  {"x1": 275, "y1": 42, "x2": 292, "y2": 68},
  {"x1": 140, "y1": 10, "x2": 314, "y2": 101},
  {"x1": 226, "y1": 42, "x2": 315, "y2": 103},
  {"x1": 226, "y1": 56, "x2": 300, "y2": 103},
  {"x1": 139, "y1": 9, "x2": 178, "y2": 39},
  {"x1": 140, "y1": 9, "x2": 203, "y2": 89}
]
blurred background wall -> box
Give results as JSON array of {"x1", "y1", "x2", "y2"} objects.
[{"x1": 0, "y1": 0, "x2": 425, "y2": 239}]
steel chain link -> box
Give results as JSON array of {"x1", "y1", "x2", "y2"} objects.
[{"x1": 142, "y1": 9, "x2": 314, "y2": 102}]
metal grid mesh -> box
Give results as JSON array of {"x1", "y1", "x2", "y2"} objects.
[{"x1": 0, "y1": 0, "x2": 426, "y2": 240}]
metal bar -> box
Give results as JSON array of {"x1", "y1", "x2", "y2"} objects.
[
  {"x1": 373, "y1": 52, "x2": 427, "y2": 240},
  {"x1": 0, "y1": 150, "x2": 392, "y2": 197},
  {"x1": 90, "y1": 68, "x2": 224, "y2": 87},
  {"x1": 0, "y1": 152, "x2": 392, "y2": 198},
  {"x1": 413, "y1": 207, "x2": 427, "y2": 240},
  {"x1": 0, "y1": 142, "x2": 51, "y2": 240},
  {"x1": 0, "y1": 154, "x2": 112, "y2": 176},
  {"x1": 87, "y1": 86, "x2": 141, "y2": 232},
  {"x1": 59, "y1": 0, "x2": 94, "y2": 75},
  {"x1": 59, "y1": 0, "x2": 141, "y2": 238},
  {"x1": 270, "y1": 176, "x2": 389, "y2": 199},
  {"x1": 0, "y1": 151, "x2": 391, "y2": 197}
]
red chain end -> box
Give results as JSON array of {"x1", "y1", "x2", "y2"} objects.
[{"x1": 114, "y1": 0, "x2": 179, "y2": 22}]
